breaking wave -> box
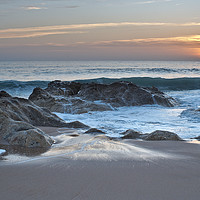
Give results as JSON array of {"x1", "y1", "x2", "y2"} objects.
[
  {"x1": 1, "y1": 77, "x2": 200, "y2": 98},
  {"x1": 75, "y1": 77, "x2": 200, "y2": 91}
]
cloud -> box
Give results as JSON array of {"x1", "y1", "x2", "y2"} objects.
[
  {"x1": 0, "y1": 31, "x2": 86, "y2": 39},
  {"x1": 135, "y1": 1, "x2": 157, "y2": 4},
  {"x1": 15, "y1": 35, "x2": 200, "y2": 49},
  {"x1": 22, "y1": 6, "x2": 47, "y2": 10},
  {"x1": 87, "y1": 35, "x2": 200, "y2": 48},
  {"x1": 134, "y1": 0, "x2": 172, "y2": 4},
  {"x1": 0, "y1": 21, "x2": 200, "y2": 39}
]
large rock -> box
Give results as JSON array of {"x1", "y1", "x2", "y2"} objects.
[
  {"x1": 144, "y1": 130, "x2": 182, "y2": 141},
  {"x1": 46, "y1": 80, "x2": 81, "y2": 96},
  {"x1": 29, "y1": 81, "x2": 177, "y2": 114},
  {"x1": 29, "y1": 87, "x2": 112, "y2": 114},
  {"x1": 29, "y1": 87, "x2": 67, "y2": 113},
  {"x1": 64, "y1": 121, "x2": 89, "y2": 129},
  {"x1": 0, "y1": 109, "x2": 53, "y2": 148},
  {"x1": 0, "y1": 91, "x2": 88, "y2": 127},
  {"x1": 85, "y1": 128, "x2": 106, "y2": 135},
  {"x1": 0, "y1": 91, "x2": 89, "y2": 148},
  {"x1": 193, "y1": 136, "x2": 200, "y2": 140},
  {"x1": 3, "y1": 120, "x2": 53, "y2": 148},
  {"x1": 83, "y1": 81, "x2": 176, "y2": 107},
  {"x1": 121, "y1": 129, "x2": 142, "y2": 139},
  {"x1": 49, "y1": 81, "x2": 176, "y2": 107}
]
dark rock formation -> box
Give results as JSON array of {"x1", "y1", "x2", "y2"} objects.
[
  {"x1": 0, "y1": 97, "x2": 65, "y2": 127},
  {"x1": 46, "y1": 80, "x2": 81, "y2": 96},
  {"x1": 121, "y1": 129, "x2": 142, "y2": 139},
  {"x1": 29, "y1": 87, "x2": 112, "y2": 114},
  {"x1": 64, "y1": 121, "x2": 89, "y2": 129},
  {"x1": 0, "y1": 91, "x2": 89, "y2": 128},
  {"x1": 85, "y1": 128, "x2": 106, "y2": 135},
  {"x1": 0, "y1": 91, "x2": 89, "y2": 148},
  {"x1": 0, "y1": 90, "x2": 11, "y2": 98},
  {"x1": 0, "y1": 108, "x2": 53, "y2": 148},
  {"x1": 144, "y1": 130, "x2": 182, "y2": 141},
  {"x1": 76, "y1": 81, "x2": 176, "y2": 107},
  {"x1": 29, "y1": 87, "x2": 65, "y2": 113},
  {"x1": 29, "y1": 81, "x2": 177, "y2": 114},
  {"x1": 193, "y1": 136, "x2": 200, "y2": 140}
]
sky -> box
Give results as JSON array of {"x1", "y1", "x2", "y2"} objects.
[{"x1": 0, "y1": 0, "x2": 200, "y2": 61}]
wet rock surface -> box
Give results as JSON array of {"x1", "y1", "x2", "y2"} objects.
[
  {"x1": 144, "y1": 130, "x2": 182, "y2": 141},
  {"x1": 85, "y1": 128, "x2": 106, "y2": 135},
  {"x1": 0, "y1": 92, "x2": 67, "y2": 127},
  {"x1": 0, "y1": 109, "x2": 53, "y2": 148},
  {"x1": 64, "y1": 121, "x2": 90, "y2": 129},
  {"x1": 119, "y1": 129, "x2": 182, "y2": 141},
  {"x1": 29, "y1": 87, "x2": 112, "y2": 114},
  {"x1": 121, "y1": 129, "x2": 143, "y2": 139},
  {"x1": 29, "y1": 80, "x2": 177, "y2": 114},
  {"x1": 0, "y1": 91, "x2": 89, "y2": 148}
]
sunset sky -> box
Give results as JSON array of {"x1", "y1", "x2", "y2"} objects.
[{"x1": 0, "y1": 0, "x2": 200, "y2": 61}]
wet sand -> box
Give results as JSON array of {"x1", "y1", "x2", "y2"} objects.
[{"x1": 0, "y1": 127, "x2": 200, "y2": 200}]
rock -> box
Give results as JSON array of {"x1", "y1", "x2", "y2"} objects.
[
  {"x1": 121, "y1": 129, "x2": 142, "y2": 139},
  {"x1": 46, "y1": 80, "x2": 82, "y2": 96},
  {"x1": 192, "y1": 136, "x2": 200, "y2": 140},
  {"x1": 29, "y1": 87, "x2": 66, "y2": 113},
  {"x1": 0, "y1": 92, "x2": 89, "y2": 128},
  {"x1": 68, "y1": 134, "x2": 79, "y2": 137},
  {"x1": 144, "y1": 130, "x2": 182, "y2": 141},
  {"x1": 85, "y1": 128, "x2": 106, "y2": 135},
  {"x1": 29, "y1": 88, "x2": 112, "y2": 114},
  {"x1": 44, "y1": 81, "x2": 177, "y2": 110},
  {"x1": 29, "y1": 81, "x2": 176, "y2": 114},
  {"x1": 0, "y1": 91, "x2": 11, "y2": 98},
  {"x1": 0, "y1": 115, "x2": 53, "y2": 148},
  {"x1": 64, "y1": 121, "x2": 90, "y2": 129},
  {"x1": 0, "y1": 94, "x2": 70, "y2": 127},
  {"x1": 7, "y1": 124, "x2": 53, "y2": 148},
  {"x1": 77, "y1": 81, "x2": 176, "y2": 107},
  {"x1": 68, "y1": 99, "x2": 112, "y2": 114},
  {"x1": 29, "y1": 87, "x2": 56, "y2": 107},
  {"x1": 0, "y1": 92, "x2": 89, "y2": 148}
]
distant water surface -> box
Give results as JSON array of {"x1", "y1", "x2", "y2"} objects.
[{"x1": 0, "y1": 61, "x2": 200, "y2": 81}]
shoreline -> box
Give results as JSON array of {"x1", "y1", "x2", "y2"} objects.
[{"x1": 1, "y1": 127, "x2": 200, "y2": 200}]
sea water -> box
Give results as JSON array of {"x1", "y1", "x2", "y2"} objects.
[{"x1": 0, "y1": 61, "x2": 200, "y2": 139}]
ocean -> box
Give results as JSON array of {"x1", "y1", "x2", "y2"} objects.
[{"x1": 0, "y1": 60, "x2": 200, "y2": 139}]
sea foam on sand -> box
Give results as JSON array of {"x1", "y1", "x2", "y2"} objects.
[{"x1": 0, "y1": 149, "x2": 6, "y2": 155}]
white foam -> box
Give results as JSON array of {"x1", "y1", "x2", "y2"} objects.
[
  {"x1": 55, "y1": 90, "x2": 200, "y2": 139},
  {"x1": 0, "y1": 149, "x2": 6, "y2": 155}
]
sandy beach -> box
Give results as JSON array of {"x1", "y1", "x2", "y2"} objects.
[{"x1": 0, "y1": 127, "x2": 200, "y2": 200}]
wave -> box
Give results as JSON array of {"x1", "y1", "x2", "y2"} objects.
[
  {"x1": 0, "y1": 80, "x2": 49, "y2": 98},
  {"x1": 75, "y1": 77, "x2": 200, "y2": 91},
  {"x1": 0, "y1": 77, "x2": 200, "y2": 98},
  {"x1": 87, "y1": 67, "x2": 200, "y2": 73}
]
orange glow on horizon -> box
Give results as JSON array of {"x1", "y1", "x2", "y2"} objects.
[{"x1": 194, "y1": 48, "x2": 200, "y2": 57}]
